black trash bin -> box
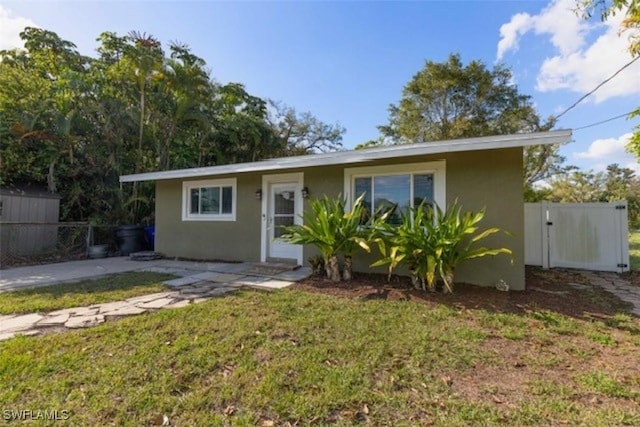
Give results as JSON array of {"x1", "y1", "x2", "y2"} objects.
[{"x1": 116, "y1": 225, "x2": 144, "y2": 255}]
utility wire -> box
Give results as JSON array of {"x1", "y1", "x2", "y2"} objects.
[
  {"x1": 573, "y1": 110, "x2": 637, "y2": 131},
  {"x1": 555, "y1": 55, "x2": 640, "y2": 120}
]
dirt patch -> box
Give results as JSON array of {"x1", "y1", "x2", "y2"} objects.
[
  {"x1": 291, "y1": 266, "x2": 634, "y2": 320},
  {"x1": 623, "y1": 270, "x2": 640, "y2": 288}
]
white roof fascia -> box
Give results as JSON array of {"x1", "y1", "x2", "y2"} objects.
[{"x1": 120, "y1": 129, "x2": 572, "y2": 183}]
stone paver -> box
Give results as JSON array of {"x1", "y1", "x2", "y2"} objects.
[
  {"x1": 210, "y1": 273, "x2": 246, "y2": 283},
  {"x1": 0, "y1": 313, "x2": 45, "y2": 333},
  {"x1": 272, "y1": 267, "x2": 313, "y2": 282},
  {"x1": 65, "y1": 314, "x2": 105, "y2": 329},
  {"x1": 233, "y1": 276, "x2": 270, "y2": 286},
  {"x1": 579, "y1": 271, "x2": 640, "y2": 316},
  {"x1": 248, "y1": 279, "x2": 293, "y2": 290},
  {"x1": 136, "y1": 297, "x2": 177, "y2": 310},
  {"x1": 163, "y1": 300, "x2": 191, "y2": 309},
  {"x1": 0, "y1": 332, "x2": 16, "y2": 341},
  {"x1": 90, "y1": 301, "x2": 135, "y2": 313},
  {"x1": 208, "y1": 262, "x2": 253, "y2": 274},
  {"x1": 0, "y1": 259, "x2": 311, "y2": 342},
  {"x1": 163, "y1": 276, "x2": 201, "y2": 288},
  {"x1": 125, "y1": 292, "x2": 176, "y2": 304},
  {"x1": 202, "y1": 287, "x2": 237, "y2": 297},
  {"x1": 106, "y1": 306, "x2": 147, "y2": 316},
  {"x1": 189, "y1": 271, "x2": 224, "y2": 281},
  {"x1": 37, "y1": 314, "x2": 70, "y2": 326}
]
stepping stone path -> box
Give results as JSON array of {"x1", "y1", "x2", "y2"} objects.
[
  {"x1": 574, "y1": 271, "x2": 640, "y2": 316},
  {"x1": 0, "y1": 265, "x2": 312, "y2": 342}
]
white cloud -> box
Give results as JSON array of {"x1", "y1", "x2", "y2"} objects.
[
  {"x1": 0, "y1": 5, "x2": 38, "y2": 51},
  {"x1": 497, "y1": 0, "x2": 640, "y2": 103},
  {"x1": 497, "y1": 12, "x2": 534, "y2": 60},
  {"x1": 497, "y1": 0, "x2": 588, "y2": 61},
  {"x1": 574, "y1": 133, "x2": 640, "y2": 172}
]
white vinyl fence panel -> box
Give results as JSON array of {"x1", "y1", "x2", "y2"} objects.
[{"x1": 524, "y1": 201, "x2": 630, "y2": 273}]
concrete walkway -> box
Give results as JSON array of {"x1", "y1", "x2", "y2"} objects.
[
  {"x1": 0, "y1": 257, "x2": 309, "y2": 292},
  {"x1": 0, "y1": 257, "x2": 311, "y2": 341}
]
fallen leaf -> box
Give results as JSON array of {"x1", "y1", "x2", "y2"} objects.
[
  {"x1": 223, "y1": 405, "x2": 235, "y2": 416},
  {"x1": 260, "y1": 419, "x2": 275, "y2": 426},
  {"x1": 162, "y1": 414, "x2": 170, "y2": 426},
  {"x1": 362, "y1": 404, "x2": 369, "y2": 414},
  {"x1": 441, "y1": 375, "x2": 453, "y2": 387}
]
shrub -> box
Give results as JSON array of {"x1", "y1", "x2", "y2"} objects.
[
  {"x1": 281, "y1": 195, "x2": 375, "y2": 281},
  {"x1": 372, "y1": 201, "x2": 512, "y2": 293}
]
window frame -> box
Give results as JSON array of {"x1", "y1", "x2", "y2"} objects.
[
  {"x1": 343, "y1": 161, "x2": 446, "y2": 214},
  {"x1": 182, "y1": 178, "x2": 237, "y2": 222}
]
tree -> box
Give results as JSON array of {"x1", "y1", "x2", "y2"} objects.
[
  {"x1": 1, "y1": 27, "x2": 333, "y2": 225},
  {"x1": 580, "y1": 0, "x2": 640, "y2": 158},
  {"x1": 547, "y1": 164, "x2": 640, "y2": 228},
  {"x1": 267, "y1": 101, "x2": 345, "y2": 156},
  {"x1": 377, "y1": 54, "x2": 565, "y2": 188},
  {"x1": 547, "y1": 170, "x2": 605, "y2": 203}
]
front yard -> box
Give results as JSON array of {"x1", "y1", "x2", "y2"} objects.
[
  {"x1": 0, "y1": 272, "x2": 175, "y2": 315},
  {"x1": 1, "y1": 267, "x2": 639, "y2": 426}
]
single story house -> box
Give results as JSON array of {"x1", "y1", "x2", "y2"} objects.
[{"x1": 120, "y1": 130, "x2": 572, "y2": 290}]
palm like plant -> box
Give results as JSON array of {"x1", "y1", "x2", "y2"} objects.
[
  {"x1": 281, "y1": 195, "x2": 372, "y2": 281},
  {"x1": 372, "y1": 201, "x2": 512, "y2": 293}
]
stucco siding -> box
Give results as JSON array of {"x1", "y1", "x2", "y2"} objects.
[
  {"x1": 154, "y1": 147, "x2": 525, "y2": 290},
  {"x1": 155, "y1": 174, "x2": 262, "y2": 262}
]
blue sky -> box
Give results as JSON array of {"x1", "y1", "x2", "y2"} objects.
[{"x1": 1, "y1": 0, "x2": 638, "y2": 174}]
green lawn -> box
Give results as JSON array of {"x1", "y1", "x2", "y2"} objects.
[
  {"x1": 630, "y1": 231, "x2": 640, "y2": 270},
  {"x1": 0, "y1": 272, "x2": 175, "y2": 315},
  {"x1": 1, "y1": 288, "x2": 639, "y2": 426}
]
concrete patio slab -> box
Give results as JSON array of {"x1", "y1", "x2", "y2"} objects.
[
  {"x1": 208, "y1": 262, "x2": 253, "y2": 274},
  {"x1": 0, "y1": 257, "x2": 146, "y2": 291},
  {"x1": 209, "y1": 273, "x2": 246, "y2": 283},
  {"x1": 163, "y1": 276, "x2": 201, "y2": 288}
]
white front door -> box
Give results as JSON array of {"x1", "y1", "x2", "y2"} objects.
[{"x1": 262, "y1": 173, "x2": 304, "y2": 264}]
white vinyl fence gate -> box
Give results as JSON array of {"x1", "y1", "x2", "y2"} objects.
[{"x1": 524, "y1": 202, "x2": 630, "y2": 273}]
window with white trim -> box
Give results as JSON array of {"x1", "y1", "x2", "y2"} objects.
[
  {"x1": 344, "y1": 162, "x2": 446, "y2": 224},
  {"x1": 182, "y1": 178, "x2": 237, "y2": 221}
]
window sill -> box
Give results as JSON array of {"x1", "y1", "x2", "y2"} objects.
[{"x1": 182, "y1": 215, "x2": 236, "y2": 222}]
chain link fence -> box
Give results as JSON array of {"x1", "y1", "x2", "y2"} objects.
[{"x1": 0, "y1": 222, "x2": 120, "y2": 269}]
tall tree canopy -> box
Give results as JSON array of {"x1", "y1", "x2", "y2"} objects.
[
  {"x1": 0, "y1": 28, "x2": 344, "y2": 224},
  {"x1": 580, "y1": 0, "x2": 640, "y2": 159},
  {"x1": 377, "y1": 53, "x2": 564, "y2": 187}
]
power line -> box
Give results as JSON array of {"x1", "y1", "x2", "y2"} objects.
[
  {"x1": 555, "y1": 55, "x2": 640, "y2": 120},
  {"x1": 573, "y1": 110, "x2": 637, "y2": 131}
]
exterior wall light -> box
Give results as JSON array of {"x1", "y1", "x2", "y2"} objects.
[
  {"x1": 301, "y1": 187, "x2": 310, "y2": 199},
  {"x1": 255, "y1": 189, "x2": 262, "y2": 200}
]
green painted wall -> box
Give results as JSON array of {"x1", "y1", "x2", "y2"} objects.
[
  {"x1": 155, "y1": 173, "x2": 262, "y2": 262},
  {"x1": 154, "y1": 147, "x2": 525, "y2": 289}
]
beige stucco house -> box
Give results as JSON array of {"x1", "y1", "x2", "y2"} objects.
[{"x1": 120, "y1": 130, "x2": 572, "y2": 291}]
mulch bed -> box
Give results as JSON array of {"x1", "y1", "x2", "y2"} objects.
[{"x1": 291, "y1": 266, "x2": 634, "y2": 319}]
